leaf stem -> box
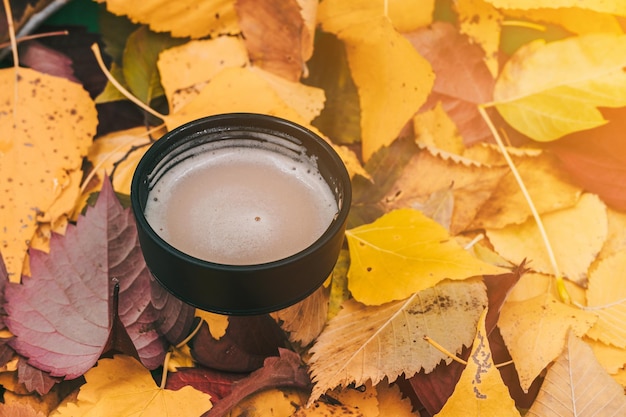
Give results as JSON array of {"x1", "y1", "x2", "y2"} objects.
[
  {"x1": 477, "y1": 105, "x2": 570, "y2": 304},
  {"x1": 423, "y1": 336, "x2": 467, "y2": 365},
  {"x1": 160, "y1": 351, "x2": 172, "y2": 389},
  {"x1": 90, "y1": 43, "x2": 167, "y2": 122},
  {"x1": 501, "y1": 20, "x2": 547, "y2": 32}
]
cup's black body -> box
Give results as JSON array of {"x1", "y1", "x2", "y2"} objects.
[{"x1": 130, "y1": 113, "x2": 351, "y2": 315}]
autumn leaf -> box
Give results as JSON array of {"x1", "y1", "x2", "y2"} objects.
[
  {"x1": 471, "y1": 150, "x2": 582, "y2": 229},
  {"x1": 498, "y1": 293, "x2": 597, "y2": 392},
  {"x1": 486, "y1": 193, "x2": 607, "y2": 285},
  {"x1": 308, "y1": 278, "x2": 487, "y2": 403},
  {"x1": 272, "y1": 286, "x2": 329, "y2": 347},
  {"x1": 492, "y1": 33, "x2": 626, "y2": 141},
  {"x1": 236, "y1": 0, "x2": 311, "y2": 81},
  {"x1": 585, "y1": 251, "x2": 626, "y2": 348},
  {"x1": 4, "y1": 179, "x2": 190, "y2": 378},
  {"x1": 405, "y1": 21, "x2": 495, "y2": 146},
  {"x1": 95, "y1": 0, "x2": 239, "y2": 38},
  {"x1": 525, "y1": 332, "x2": 626, "y2": 417},
  {"x1": 0, "y1": 67, "x2": 97, "y2": 281},
  {"x1": 318, "y1": 0, "x2": 434, "y2": 161},
  {"x1": 345, "y1": 208, "x2": 505, "y2": 305},
  {"x1": 380, "y1": 147, "x2": 508, "y2": 235},
  {"x1": 435, "y1": 309, "x2": 521, "y2": 417},
  {"x1": 484, "y1": 0, "x2": 626, "y2": 16},
  {"x1": 51, "y1": 355, "x2": 212, "y2": 417}
]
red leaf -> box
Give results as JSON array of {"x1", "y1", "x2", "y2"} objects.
[
  {"x1": 191, "y1": 314, "x2": 287, "y2": 373},
  {"x1": 17, "y1": 360, "x2": 59, "y2": 396},
  {"x1": 204, "y1": 348, "x2": 310, "y2": 417},
  {"x1": 548, "y1": 108, "x2": 626, "y2": 211},
  {"x1": 405, "y1": 22, "x2": 495, "y2": 145},
  {"x1": 4, "y1": 179, "x2": 188, "y2": 378},
  {"x1": 166, "y1": 366, "x2": 246, "y2": 400}
]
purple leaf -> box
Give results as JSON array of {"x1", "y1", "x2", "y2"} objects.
[
  {"x1": 17, "y1": 360, "x2": 60, "y2": 396},
  {"x1": 4, "y1": 179, "x2": 182, "y2": 378}
]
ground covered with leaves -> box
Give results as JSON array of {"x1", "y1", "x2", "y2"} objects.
[{"x1": 1, "y1": 0, "x2": 626, "y2": 416}]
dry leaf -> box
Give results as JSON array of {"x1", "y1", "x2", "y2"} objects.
[
  {"x1": 387, "y1": 0, "x2": 434, "y2": 32},
  {"x1": 525, "y1": 332, "x2": 626, "y2": 417},
  {"x1": 236, "y1": 0, "x2": 310, "y2": 81},
  {"x1": 0, "y1": 67, "x2": 97, "y2": 281},
  {"x1": 471, "y1": 151, "x2": 582, "y2": 229},
  {"x1": 586, "y1": 251, "x2": 626, "y2": 348},
  {"x1": 454, "y1": 0, "x2": 502, "y2": 76},
  {"x1": 95, "y1": 0, "x2": 239, "y2": 38},
  {"x1": 308, "y1": 279, "x2": 488, "y2": 403},
  {"x1": 225, "y1": 388, "x2": 307, "y2": 417},
  {"x1": 585, "y1": 337, "x2": 626, "y2": 376},
  {"x1": 486, "y1": 193, "x2": 607, "y2": 285},
  {"x1": 272, "y1": 286, "x2": 329, "y2": 347},
  {"x1": 493, "y1": 33, "x2": 626, "y2": 141},
  {"x1": 318, "y1": 0, "x2": 434, "y2": 161},
  {"x1": 484, "y1": 0, "x2": 626, "y2": 16},
  {"x1": 380, "y1": 149, "x2": 508, "y2": 235},
  {"x1": 435, "y1": 309, "x2": 521, "y2": 417},
  {"x1": 503, "y1": 7, "x2": 623, "y2": 35},
  {"x1": 498, "y1": 293, "x2": 597, "y2": 392},
  {"x1": 412, "y1": 102, "x2": 465, "y2": 155},
  {"x1": 52, "y1": 355, "x2": 212, "y2": 416},
  {"x1": 84, "y1": 126, "x2": 156, "y2": 195},
  {"x1": 157, "y1": 37, "x2": 249, "y2": 112},
  {"x1": 345, "y1": 209, "x2": 505, "y2": 305}
]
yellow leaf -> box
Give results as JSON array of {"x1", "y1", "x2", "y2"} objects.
[
  {"x1": 455, "y1": 0, "x2": 503, "y2": 76},
  {"x1": 586, "y1": 251, "x2": 626, "y2": 348},
  {"x1": 412, "y1": 102, "x2": 465, "y2": 155},
  {"x1": 85, "y1": 126, "x2": 156, "y2": 194},
  {"x1": 387, "y1": 0, "x2": 434, "y2": 32},
  {"x1": 95, "y1": 0, "x2": 239, "y2": 38},
  {"x1": 503, "y1": 8, "x2": 624, "y2": 36},
  {"x1": 165, "y1": 67, "x2": 314, "y2": 130},
  {"x1": 157, "y1": 37, "x2": 249, "y2": 112},
  {"x1": 308, "y1": 279, "x2": 488, "y2": 403},
  {"x1": 345, "y1": 209, "x2": 505, "y2": 305},
  {"x1": 493, "y1": 34, "x2": 626, "y2": 141},
  {"x1": 318, "y1": 0, "x2": 434, "y2": 161},
  {"x1": 498, "y1": 293, "x2": 597, "y2": 392},
  {"x1": 484, "y1": 0, "x2": 626, "y2": 16},
  {"x1": 525, "y1": 332, "x2": 626, "y2": 417},
  {"x1": 195, "y1": 310, "x2": 229, "y2": 340},
  {"x1": 486, "y1": 193, "x2": 607, "y2": 285},
  {"x1": 52, "y1": 355, "x2": 212, "y2": 416},
  {"x1": 472, "y1": 151, "x2": 582, "y2": 229},
  {"x1": 226, "y1": 388, "x2": 306, "y2": 417},
  {"x1": 435, "y1": 309, "x2": 521, "y2": 417},
  {"x1": 0, "y1": 68, "x2": 97, "y2": 281},
  {"x1": 585, "y1": 337, "x2": 626, "y2": 375}
]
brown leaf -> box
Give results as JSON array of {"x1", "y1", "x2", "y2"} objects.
[
  {"x1": 205, "y1": 348, "x2": 310, "y2": 417},
  {"x1": 236, "y1": 0, "x2": 310, "y2": 81},
  {"x1": 191, "y1": 314, "x2": 287, "y2": 373}
]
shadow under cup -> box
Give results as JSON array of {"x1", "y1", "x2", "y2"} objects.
[{"x1": 130, "y1": 113, "x2": 352, "y2": 315}]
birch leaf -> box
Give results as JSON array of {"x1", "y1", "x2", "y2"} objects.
[
  {"x1": 484, "y1": 0, "x2": 626, "y2": 16},
  {"x1": 52, "y1": 355, "x2": 212, "y2": 417},
  {"x1": 0, "y1": 67, "x2": 97, "y2": 281},
  {"x1": 345, "y1": 209, "x2": 505, "y2": 305},
  {"x1": 486, "y1": 193, "x2": 607, "y2": 285},
  {"x1": 498, "y1": 293, "x2": 597, "y2": 392},
  {"x1": 95, "y1": 0, "x2": 239, "y2": 38},
  {"x1": 586, "y1": 251, "x2": 626, "y2": 348},
  {"x1": 308, "y1": 278, "x2": 488, "y2": 403},
  {"x1": 525, "y1": 332, "x2": 626, "y2": 417},
  {"x1": 318, "y1": 0, "x2": 434, "y2": 161},
  {"x1": 435, "y1": 309, "x2": 521, "y2": 417},
  {"x1": 493, "y1": 33, "x2": 626, "y2": 141}
]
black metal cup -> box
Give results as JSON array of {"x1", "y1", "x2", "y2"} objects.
[{"x1": 130, "y1": 113, "x2": 351, "y2": 315}]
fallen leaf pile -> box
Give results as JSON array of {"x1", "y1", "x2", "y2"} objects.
[{"x1": 1, "y1": 0, "x2": 626, "y2": 415}]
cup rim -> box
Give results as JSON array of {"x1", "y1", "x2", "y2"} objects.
[{"x1": 130, "y1": 113, "x2": 352, "y2": 290}]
